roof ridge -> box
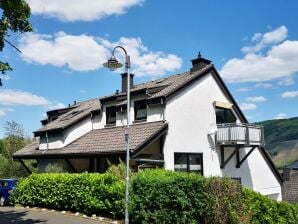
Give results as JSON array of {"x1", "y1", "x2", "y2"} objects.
[{"x1": 133, "y1": 71, "x2": 190, "y2": 88}]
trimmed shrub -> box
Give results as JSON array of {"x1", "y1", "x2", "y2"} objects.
[
  {"x1": 205, "y1": 177, "x2": 246, "y2": 224},
  {"x1": 243, "y1": 188, "x2": 298, "y2": 224},
  {"x1": 129, "y1": 169, "x2": 214, "y2": 224},
  {"x1": 11, "y1": 173, "x2": 125, "y2": 218}
]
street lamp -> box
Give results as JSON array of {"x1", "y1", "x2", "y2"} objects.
[{"x1": 103, "y1": 46, "x2": 131, "y2": 224}]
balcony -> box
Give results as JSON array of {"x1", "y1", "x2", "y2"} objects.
[{"x1": 216, "y1": 123, "x2": 265, "y2": 146}]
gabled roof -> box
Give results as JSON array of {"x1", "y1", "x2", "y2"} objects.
[
  {"x1": 34, "y1": 63, "x2": 247, "y2": 135},
  {"x1": 34, "y1": 98, "x2": 101, "y2": 136},
  {"x1": 14, "y1": 121, "x2": 168, "y2": 159}
]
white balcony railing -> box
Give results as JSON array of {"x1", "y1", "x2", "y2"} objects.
[{"x1": 216, "y1": 123, "x2": 264, "y2": 146}]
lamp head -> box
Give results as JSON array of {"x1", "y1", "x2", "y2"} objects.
[{"x1": 103, "y1": 56, "x2": 123, "y2": 71}]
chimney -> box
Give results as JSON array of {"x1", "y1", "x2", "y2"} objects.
[
  {"x1": 190, "y1": 52, "x2": 212, "y2": 73},
  {"x1": 121, "y1": 73, "x2": 134, "y2": 93}
]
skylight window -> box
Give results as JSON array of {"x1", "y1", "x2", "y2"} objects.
[
  {"x1": 156, "y1": 78, "x2": 166, "y2": 84},
  {"x1": 60, "y1": 109, "x2": 84, "y2": 121}
]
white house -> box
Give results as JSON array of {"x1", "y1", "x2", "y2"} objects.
[{"x1": 14, "y1": 54, "x2": 283, "y2": 201}]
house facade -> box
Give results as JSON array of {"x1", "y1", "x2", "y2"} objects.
[{"x1": 13, "y1": 54, "x2": 283, "y2": 201}]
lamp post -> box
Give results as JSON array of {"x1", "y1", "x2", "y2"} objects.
[{"x1": 103, "y1": 46, "x2": 131, "y2": 224}]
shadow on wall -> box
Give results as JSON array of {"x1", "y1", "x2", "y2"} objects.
[
  {"x1": 218, "y1": 146, "x2": 254, "y2": 189},
  {"x1": 0, "y1": 209, "x2": 46, "y2": 224}
]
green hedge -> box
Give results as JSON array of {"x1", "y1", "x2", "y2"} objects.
[
  {"x1": 129, "y1": 169, "x2": 214, "y2": 224},
  {"x1": 11, "y1": 173, "x2": 125, "y2": 218},
  {"x1": 205, "y1": 177, "x2": 243, "y2": 224},
  {"x1": 11, "y1": 170, "x2": 298, "y2": 223},
  {"x1": 243, "y1": 188, "x2": 298, "y2": 224}
]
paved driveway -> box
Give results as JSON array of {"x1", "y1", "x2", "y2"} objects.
[{"x1": 0, "y1": 206, "x2": 118, "y2": 224}]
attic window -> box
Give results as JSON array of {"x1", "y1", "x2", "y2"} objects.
[
  {"x1": 215, "y1": 107, "x2": 236, "y2": 124},
  {"x1": 134, "y1": 100, "x2": 147, "y2": 121},
  {"x1": 106, "y1": 106, "x2": 116, "y2": 125}
]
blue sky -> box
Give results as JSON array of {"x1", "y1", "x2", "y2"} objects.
[{"x1": 1, "y1": 0, "x2": 298, "y2": 137}]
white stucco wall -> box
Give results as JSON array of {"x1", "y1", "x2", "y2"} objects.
[
  {"x1": 147, "y1": 105, "x2": 164, "y2": 122},
  {"x1": 63, "y1": 117, "x2": 93, "y2": 146},
  {"x1": 163, "y1": 72, "x2": 282, "y2": 199},
  {"x1": 221, "y1": 147, "x2": 282, "y2": 200},
  {"x1": 39, "y1": 135, "x2": 63, "y2": 150},
  {"x1": 164, "y1": 73, "x2": 226, "y2": 176},
  {"x1": 39, "y1": 117, "x2": 93, "y2": 149}
]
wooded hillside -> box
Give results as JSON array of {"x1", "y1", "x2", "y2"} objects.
[{"x1": 257, "y1": 117, "x2": 298, "y2": 168}]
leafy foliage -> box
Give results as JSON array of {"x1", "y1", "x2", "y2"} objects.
[
  {"x1": 0, "y1": 120, "x2": 36, "y2": 178},
  {"x1": 0, "y1": 0, "x2": 32, "y2": 84},
  {"x1": 10, "y1": 170, "x2": 298, "y2": 223},
  {"x1": 106, "y1": 159, "x2": 134, "y2": 181},
  {"x1": 11, "y1": 173, "x2": 125, "y2": 218},
  {"x1": 205, "y1": 177, "x2": 247, "y2": 224},
  {"x1": 243, "y1": 188, "x2": 298, "y2": 224},
  {"x1": 129, "y1": 169, "x2": 214, "y2": 224},
  {"x1": 45, "y1": 163, "x2": 68, "y2": 173}
]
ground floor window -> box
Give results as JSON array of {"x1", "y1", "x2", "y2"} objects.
[{"x1": 174, "y1": 153, "x2": 203, "y2": 175}]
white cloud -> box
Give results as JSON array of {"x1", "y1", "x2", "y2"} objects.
[
  {"x1": 1, "y1": 75, "x2": 11, "y2": 80},
  {"x1": 246, "y1": 96, "x2": 267, "y2": 103},
  {"x1": 220, "y1": 26, "x2": 298, "y2": 83},
  {"x1": 19, "y1": 32, "x2": 182, "y2": 77},
  {"x1": 277, "y1": 77, "x2": 295, "y2": 86},
  {"x1": 19, "y1": 32, "x2": 109, "y2": 72},
  {"x1": 239, "y1": 103, "x2": 257, "y2": 111},
  {"x1": 255, "y1": 83, "x2": 274, "y2": 89},
  {"x1": 0, "y1": 89, "x2": 50, "y2": 106},
  {"x1": 251, "y1": 32, "x2": 262, "y2": 42},
  {"x1": 275, "y1": 113, "x2": 287, "y2": 119},
  {"x1": 0, "y1": 108, "x2": 14, "y2": 117},
  {"x1": 47, "y1": 103, "x2": 65, "y2": 110},
  {"x1": 236, "y1": 87, "x2": 252, "y2": 92},
  {"x1": 107, "y1": 37, "x2": 182, "y2": 76},
  {"x1": 281, "y1": 91, "x2": 298, "y2": 98},
  {"x1": 242, "y1": 26, "x2": 288, "y2": 53},
  {"x1": 26, "y1": 0, "x2": 144, "y2": 22}
]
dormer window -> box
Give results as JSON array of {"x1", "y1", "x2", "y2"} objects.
[
  {"x1": 216, "y1": 107, "x2": 236, "y2": 124},
  {"x1": 134, "y1": 100, "x2": 147, "y2": 121},
  {"x1": 106, "y1": 106, "x2": 116, "y2": 125}
]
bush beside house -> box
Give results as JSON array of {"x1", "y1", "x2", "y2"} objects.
[
  {"x1": 129, "y1": 169, "x2": 213, "y2": 224},
  {"x1": 11, "y1": 173, "x2": 125, "y2": 218},
  {"x1": 243, "y1": 188, "x2": 298, "y2": 224},
  {"x1": 11, "y1": 170, "x2": 298, "y2": 223}
]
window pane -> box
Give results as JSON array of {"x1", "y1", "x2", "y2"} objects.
[
  {"x1": 189, "y1": 154, "x2": 202, "y2": 172},
  {"x1": 106, "y1": 107, "x2": 116, "y2": 124},
  {"x1": 216, "y1": 107, "x2": 236, "y2": 124},
  {"x1": 225, "y1": 109, "x2": 237, "y2": 123},
  {"x1": 135, "y1": 100, "x2": 147, "y2": 120},
  {"x1": 174, "y1": 154, "x2": 187, "y2": 172}
]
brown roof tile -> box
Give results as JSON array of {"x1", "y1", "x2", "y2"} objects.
[
  {"x1": 35, "y1": 64, "x2": 213, "y2": 134},
  {"x1": 14, "y1": 121, "x2": 167, "y2": 158},
  {"x1": 35, "y1": 98, "x2": 101, "y2": 135}
]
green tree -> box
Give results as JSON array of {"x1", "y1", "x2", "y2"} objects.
[
  {"x1": 0, "y1": 0, "x2": 32, "y2": 85},
  {"x1": 0, "y1": 139, "x2": 4, "y2": 154},
  {"x1": 3, "y1": 120, "x2": 27, "y2": 157},
  {"x1": 0, "y1": 121, "x2": 36, "y2": 178}
]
